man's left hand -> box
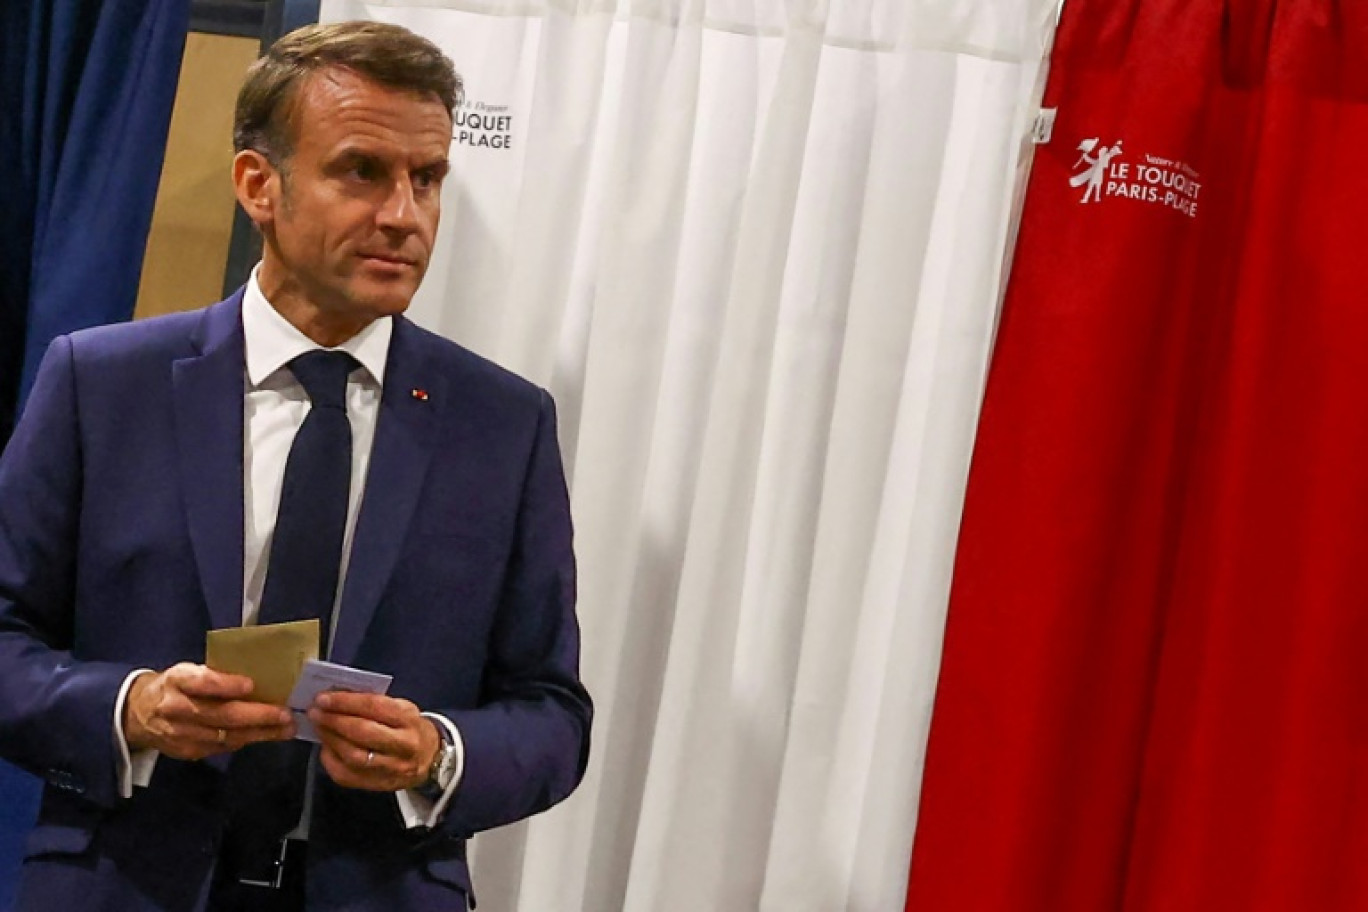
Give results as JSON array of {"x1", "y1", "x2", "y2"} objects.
[{"x1": 308, "y1": 692, "x2": 440, "y2": 792}]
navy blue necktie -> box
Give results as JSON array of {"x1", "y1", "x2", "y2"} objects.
[
  {"x1": 257, "y1": 349, "x2": 358, "y2": 646},
  {"x1": 225, "y1": 350, "x2": 358, "y2": 851}
]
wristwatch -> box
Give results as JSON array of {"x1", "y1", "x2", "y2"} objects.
[{"x1": 417, "y1": 725, "x2": 459, "y2": 802}]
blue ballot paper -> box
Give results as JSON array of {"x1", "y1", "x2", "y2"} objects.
[{"x1": 286, "y1": 659, "x2": 393, "y2": 742}]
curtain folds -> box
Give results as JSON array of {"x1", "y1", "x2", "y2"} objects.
[
  {"x1": 909, "y1": 1, "x2": 1368, "y2": 909},
  {"x1": 322, "y1": 1, "x2": 1053, "y2": 909},
  {"x1": 0, "y1": 0, "x2": 191, "y2": 443}
]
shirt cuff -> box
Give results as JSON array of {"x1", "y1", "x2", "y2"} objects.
[
  {"x1": 394, "y1": 713, "x2": 465, "y2": 829},
  {"x1": 112, "y1": 669, "x2": 160, "y2": 798}
]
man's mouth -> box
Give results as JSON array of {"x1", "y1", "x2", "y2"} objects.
[{"x1": 359, "y1": 253, "x2": 417, "y2": 266}]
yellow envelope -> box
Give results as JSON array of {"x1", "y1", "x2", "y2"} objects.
[{"x1": 205, "y1": 619, "x2": 320, "y2": 706}]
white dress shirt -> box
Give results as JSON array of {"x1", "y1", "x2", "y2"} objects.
[{"x1": 111, "y1": 269, "x2": 463, "y2": 830}]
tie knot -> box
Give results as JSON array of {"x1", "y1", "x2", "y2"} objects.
[{"x1": 289, "y1": 350, "x2": 358, "y2": 410}]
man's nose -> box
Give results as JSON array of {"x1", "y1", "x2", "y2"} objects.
[{"x1": 376, "y1": 177, "x2": 420, "y2": 232}]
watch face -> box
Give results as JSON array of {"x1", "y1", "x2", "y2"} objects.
[{"x1": 434, "y1": 743, "x2": 457, "y2": 789}]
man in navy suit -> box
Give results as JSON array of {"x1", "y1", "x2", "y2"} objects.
[{"x1": 0, "y1": 21, "x2": 591, "y2": 911}]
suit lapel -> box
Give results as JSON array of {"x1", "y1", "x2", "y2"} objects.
[
  {"x1": 329, "y1": 318, "x2": 442, "y2": 666},
  {"x1": 173, "y1": 294, "x2": 247, "y2": 633}
]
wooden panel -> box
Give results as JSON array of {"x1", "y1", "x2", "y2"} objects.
[{"x1": 135, "y1": 32, "x2": 259, "y2": 320}]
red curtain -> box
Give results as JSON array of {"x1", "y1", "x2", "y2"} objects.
[{"x1": 907, "y1": 1, "x2": 1368, "y2": 909}]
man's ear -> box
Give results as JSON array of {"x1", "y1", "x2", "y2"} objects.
[{"x1": 232, "y1": 149, "x2": 281, "y2": 228}]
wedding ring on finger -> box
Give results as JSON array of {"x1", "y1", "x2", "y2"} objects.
[
  {"x1": 216, "y1": 728, "x2": 227, "y2": 745},
  {"x1": 365, "y1": 750, "x2": 375, "y2": 768}
]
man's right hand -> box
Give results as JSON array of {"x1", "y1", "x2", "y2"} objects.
[{"x1": 124, "y1": 663, "x2": 296, "y2": 759}]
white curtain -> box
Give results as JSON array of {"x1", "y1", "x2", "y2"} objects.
[{"x1": 320, "y1": 1, "x2": 1055, "y2": 908}]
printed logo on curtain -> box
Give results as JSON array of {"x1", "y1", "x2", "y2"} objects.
[
  {"x1": 454, "y1": 98, "x2": 516, "y2": 150},
  {"x1": 1069, "y1": 135, "x2": 1203, "y2": 217}
]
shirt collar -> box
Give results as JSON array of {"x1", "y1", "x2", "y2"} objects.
[{"x1": 242, "y1": 266, "x2": 392, "y2": 389}]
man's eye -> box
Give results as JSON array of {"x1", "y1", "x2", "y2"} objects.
[
  {"x1": 350, "y1": 162, "x2": 378, "y2": 181},
  {"x1": 414, "y1": 170, "x2": 441, "y2": 191}
]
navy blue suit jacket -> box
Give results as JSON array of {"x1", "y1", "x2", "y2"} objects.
[{"x1": 0, "y1": 292, "x2": 592, "y2": 910}]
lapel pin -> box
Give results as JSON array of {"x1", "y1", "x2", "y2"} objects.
[{"x1": 411, "y1": 388, "x2": 429, "y2": 402}]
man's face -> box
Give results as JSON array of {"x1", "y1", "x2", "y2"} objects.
[{"x1": 246, "y1": 67, "x2": 452, "y2": 341}]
